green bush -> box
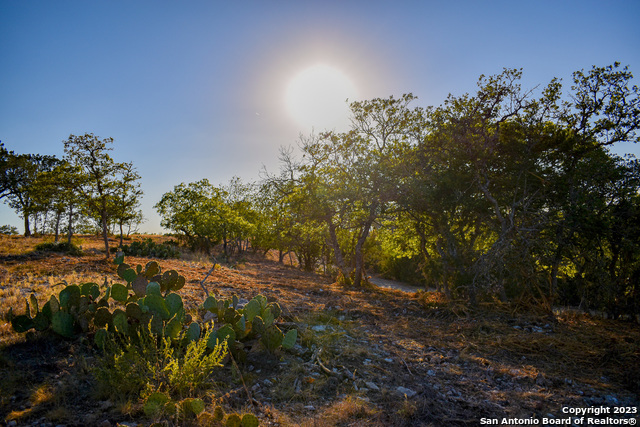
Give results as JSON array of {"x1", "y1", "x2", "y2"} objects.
[
  {"x1": 121, "y1": 238, "x2": 180, "y2": 259},
  {"x1": 93, "y1": 326, "x2": 227, "y2": 401},
  {"x1": 0, "y1": 224, "x2": 19, "y2": 235},
  {"x1": 34, "y1": 241, "x2": 83, "y2": 256}
]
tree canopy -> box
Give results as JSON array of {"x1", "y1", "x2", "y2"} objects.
[{"x1": 2, "y1": 63, "x2": 639, "y2": 317}]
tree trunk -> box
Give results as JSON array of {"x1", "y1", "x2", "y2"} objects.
[
  {"x1": 353, "y1": 219, "x2": 374, "y2": 287},
  {"x1": 67, "y1": 206, "x2": 74, "y2": 245},
  {"x1": 101, "y1": 210, "x2": 110, "y2": 258},
  {"x1": 23, "y1": 215, "x2": 31, "y2": 237},
  {"x1": 326, "y1": 218, "x2": 351, "y2": 284},
  {"x1": 54, "y1": 211, "x2": 62, "y2": 242},
  {"x1": 119, "y1": 221, "x2": 124, "y2": 247},
  {"x1": 222, "y1": 225, "x2": 228, "y2": 257}
]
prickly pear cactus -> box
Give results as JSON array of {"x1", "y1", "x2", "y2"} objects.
[
  {"x1": 51, "y1": 311, "x2": 74, "y2": 338},
  {"x1": 241, "y1": 413, "x2": 260, "y2": 427},
  {"x1": 201, "y1": 293, "x2": 297, "y2": 355},
  {"x1": 261, "y1": 324, "x2": 284, "y2": 352},
  {"x1": 226, "y1": 414, "x2": 241, "y2": 427},
  {"x1": 213, "y1": 405, "x2": 225, "y2": 422}
]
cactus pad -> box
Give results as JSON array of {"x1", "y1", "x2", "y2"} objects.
[
  {"x1": 243, "y1": 299, "x2": 260, "y2": 322},
  {"x1": 11, "y1": 314, "x2": 34, "y2": 333},
  {"x1": 144, "y1": 260, "x2": 160, "y2": 278},
  {"x1": 143, "y1": 392, "x2": 170, "y2": 417},
  {"x1": 241, "y1": 413, "x2": 259, "y2": 427},
  {"x1": 282, "y1": 329, "x2": 297, "y2": 349},
  {"x1": 51, "y1": 311, "x2": 74, "y2": 338},
  {"x1": 59, "y1": 285, "x2": 81, "y2": 309},
  {"x1": 112, "y1": 309, "x2": 129, "y2": 335},
  {"x1": 132, "y1": 275, "x2": 148, "y2": 297},
  {"x1": 111, "y1": 283, "x2": 129, "y2": 302},
  {"x1": 165, "y1": 293, "x2": 183, "y2": 317},
  {"x1": 262, "y1": 324, "x2": 284, "y2": 352},
  {"x1": 146, "y1": 281, "x2": 162, "y2": 297},
  {"x1": 226, "y1": 414, "x2": 241, "y2": 427}
]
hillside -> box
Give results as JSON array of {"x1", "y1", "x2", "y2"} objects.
[{"x1": 1, "y1": 235, "x2": 639, "y2": 426}]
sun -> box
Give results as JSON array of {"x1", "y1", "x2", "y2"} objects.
[{"x1": 285, "y1": 64, "x2": 357, "y2": 131}]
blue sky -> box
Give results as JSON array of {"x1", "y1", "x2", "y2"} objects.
[{"x1": 1, "y1": 0, "x2": 639, "y2": 233}]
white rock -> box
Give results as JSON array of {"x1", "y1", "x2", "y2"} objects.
[
  {"x1": 396, "y1": 386, "x2": 417, "y2": 398},
  {"x1": 365, "y1": 381, "x2": 380, "y2": 391}
]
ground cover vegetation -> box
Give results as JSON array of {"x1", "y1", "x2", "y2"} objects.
[{"x1": 0, "y1": 63, "x2": 639, "y2": 425}]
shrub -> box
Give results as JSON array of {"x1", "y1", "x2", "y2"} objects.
[
  {"x1": 34, "y1": 241, "x2": 83, "y2": 256},
  {"x1": 0, "y1": 224, "x2": 19, "y2": 235},
  {"x1": 121, "y1": 238, "x2": 180, "y2": 259},
  {"x1": 93, "y1": 326, "x2": 228, "y2": 401}
]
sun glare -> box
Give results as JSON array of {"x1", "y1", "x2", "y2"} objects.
[{"x1": 285, "y1": 64, "x2": 357, "y2": 131}]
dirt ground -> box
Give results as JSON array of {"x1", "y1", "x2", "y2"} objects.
[{"x1": 0, "y1": 235, "x2": 639, "y2": 426}]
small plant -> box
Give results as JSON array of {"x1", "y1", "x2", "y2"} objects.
[
  {"x1": 120, "y1": 238, "x2": 180, "y2": 259},
  {"x1": 94, "y1": 326, "x2": 228, "y2": 402}
]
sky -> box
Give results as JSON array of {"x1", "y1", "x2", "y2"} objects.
[{"x1": 1, "y1": 0, "x2": 639, "y2": 234}]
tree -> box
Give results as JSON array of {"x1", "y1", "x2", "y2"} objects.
[
  {"x1": 30, "y1": 161, "x2": 82, "y2": 242},
  {"x1": 156, "y1": 179, "x2": 251, "y2": 256},
  {"x1": 64, "y1": 133, "x2": 142, "y2": 257},
  {"x1": 109, "y1": 162, "x2": 144, "y2": 246},
  {"x1": 398, "y1": 64, "x2": 640, "y2": 307},
  {"x1": 267, "y1": 95, "x2": 423, "y2": 284},
  {"x1": 0, "y1": 143, "x2": 60, "y2": 236},
  {"x1": 221, "y1": 177, "x2": 258, "y2": 255}
]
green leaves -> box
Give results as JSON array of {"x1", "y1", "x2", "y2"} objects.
[{"x1": 154, "y1": 177, "x2": 257, "y2": 256}]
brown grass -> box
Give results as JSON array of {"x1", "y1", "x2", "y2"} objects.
[{"x1": 1, "y1": 235, "x2": 639, "y2": 426}]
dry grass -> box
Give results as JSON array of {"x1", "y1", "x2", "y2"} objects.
[{"x1": 1, "y1": 235, "x2": 639, "y2": 426}]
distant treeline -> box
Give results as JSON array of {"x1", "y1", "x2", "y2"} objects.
[
  {"x1": 0, "y1": 133, "x2": 143, "y2": 254},
  {"x1": 2, "y1": 63, "x2": 639, "y2": 317}
]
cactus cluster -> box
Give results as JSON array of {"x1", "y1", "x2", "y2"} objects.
[
  {"x1": 199, "y1": 404, "x2": 259, "y2": 427},
  {"x1": 7, "y1": 255, "x2": 298, "y2": 360},
  {"x1": 143, "y1": 393, "x2": 259, "y2": 426},
  {"x1": 8, "y1": 255, "x2": 196, "y2": 344},
  {"x1": 202, "y1": 293, "x2": 297, "y2": 360},
  {"x1": 10, "y1": 281, "x2": 102, "y2": 338},
  {"x1": 5, "y1": 255, "x2": 276, "y2": 426}
]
